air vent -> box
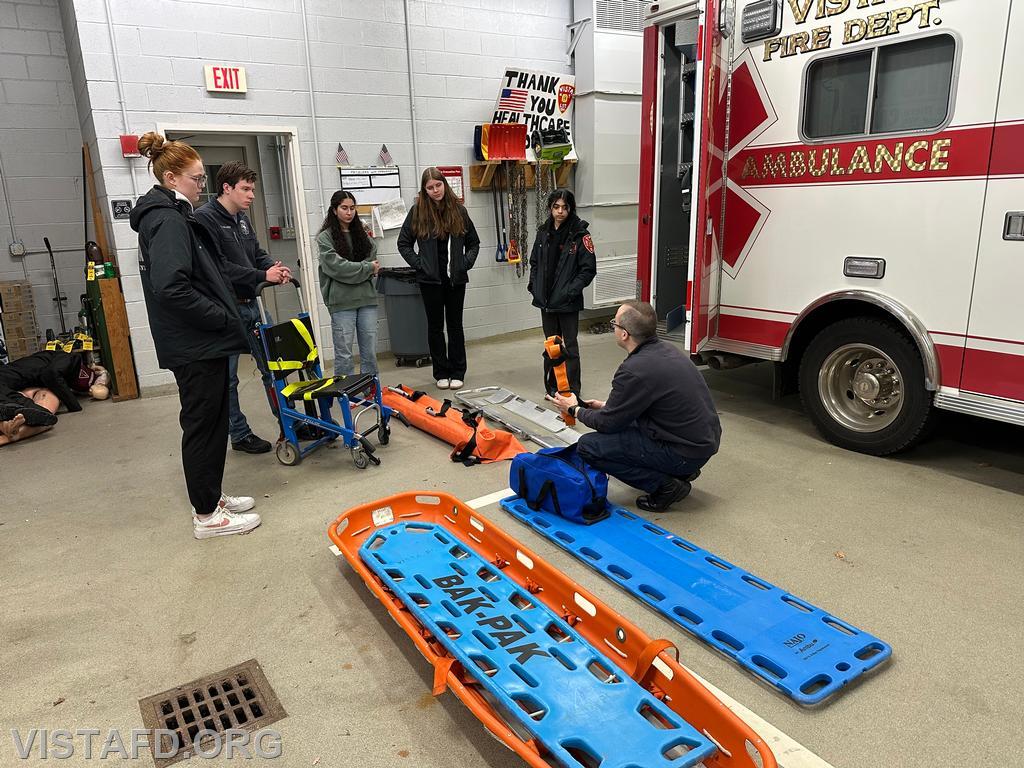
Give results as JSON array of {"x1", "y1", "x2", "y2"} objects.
[
  {"x1": 596, "y1": 0, "x2": 649, "y2": 32},
  {"x1": 586, "y1": 254, "x2": 640, "y2": 308}
]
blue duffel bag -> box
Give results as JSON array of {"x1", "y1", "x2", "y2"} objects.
[{"x1": 509, "y1": 446, "x2": 609, "y2": 525}]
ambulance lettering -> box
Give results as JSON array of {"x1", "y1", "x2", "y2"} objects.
[
  {"x1": 764, "y1": 0, "x2": 943, "y2": 61},
  {"x1": 739, "y1": 138, "x2": 952, "y2": 182}
]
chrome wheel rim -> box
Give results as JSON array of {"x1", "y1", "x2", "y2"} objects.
[{"x1": 818, "y1": 343, "x2": 904, "y2": 433}]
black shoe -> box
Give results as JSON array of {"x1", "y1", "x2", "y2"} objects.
[
  {"x1": 682, "y1": 468, "x2": 702, "y2": 483},
  {"x1": 636, "y1": 478, "x2": 691, "y2": 512},
  {"x1": 232, "y1": 434, "x2": 272, "y2": 454}
]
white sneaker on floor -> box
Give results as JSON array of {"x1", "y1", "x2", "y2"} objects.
[
  {"x1": 436, "y1": 379, "x2": 450, "y2": 389},
  {"x1": 193, "y1": 508, "x2": 262, "y2": 540},
  {"x1": 449, "y1": 379, "x2": 464, "y2": 389},
  {"x1": 220, "y1": 493, "x2": 255, "y2": 513}
]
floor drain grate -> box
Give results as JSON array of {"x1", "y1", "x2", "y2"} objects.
[{"x1": 138, "y1": 659, "x2": 286, "y2": 767}]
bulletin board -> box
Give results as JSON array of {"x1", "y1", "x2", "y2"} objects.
[{"x1": 339, "y1": 166, "x2": 401, "y2": 205}]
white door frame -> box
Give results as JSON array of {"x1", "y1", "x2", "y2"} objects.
[{"x1": 155, "y1": 122, "x2": 319, "y2": 346}]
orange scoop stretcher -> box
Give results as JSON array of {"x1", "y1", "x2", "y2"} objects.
[
  {"x1": 382, "y1": 385, "x2": 526, "y2": 465},
  {"x1": 328, "y1": 492, "x2": 776, "y2": 768}
]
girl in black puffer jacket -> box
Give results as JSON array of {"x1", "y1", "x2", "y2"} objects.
[{"x1": 528, "y1": 189, "x2": 596, "y2": 395}]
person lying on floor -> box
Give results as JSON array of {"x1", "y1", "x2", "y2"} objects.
[
  {"x1": 0, "y1": 349, "x2": 88, "y2": 419},
  {"x1": 548, "y1": 300, "x2": 721, "y2": 512},
  {"x1": 0, "y1": 387, "x2": 59, "y2": 446}
]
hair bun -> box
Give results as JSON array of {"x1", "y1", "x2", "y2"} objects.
[{"x1": 137, "y1": 131, "x2": 166, "y2": 159}]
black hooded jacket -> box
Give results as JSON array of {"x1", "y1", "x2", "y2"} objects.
[
  {"x1": 528, "y1": 215, "x2": 596, "y2": 313},
  {"x1": 129, "y1": 186, "x2": 247, "y2": 370},
  {"x1": 397, "y1": 204, "x2": 480, "y2": 285}
]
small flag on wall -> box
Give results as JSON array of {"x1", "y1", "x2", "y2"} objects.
[
  {"x1": 378, "y1": 144, "x2": 393, "y2": 166},
  {"x1": 335, "y1": 143, "x2": 350, "y2": 165}
]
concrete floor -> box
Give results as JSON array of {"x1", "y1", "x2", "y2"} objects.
[{"x1": 1, "y1": 329, "x2": 1022, "y2": 767}]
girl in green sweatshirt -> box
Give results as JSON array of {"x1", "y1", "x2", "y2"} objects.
[{"x1": 317, "y1": 190, "x2": 379, "y2": 377}]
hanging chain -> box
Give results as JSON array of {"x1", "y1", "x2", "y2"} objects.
[{"x1": 513, "y1": 163, "x2": 529, "y2": 278}]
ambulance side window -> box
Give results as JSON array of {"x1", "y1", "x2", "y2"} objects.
[
  {"x1": 803, "y1": 34, "x2": 956, "y2": 141},
  {"x1": 871, "y1": 36, "x2": 955, "y2": 134}
]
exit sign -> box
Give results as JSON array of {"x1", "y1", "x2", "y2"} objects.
[{"x1": 204, "y1": 65, "x2": 247, "y2": 93}]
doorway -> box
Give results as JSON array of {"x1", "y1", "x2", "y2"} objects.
[
  {"x1": 161, "y1": 126, "x2": 314, "y2": 339},
  {"x1": 653, "y1": 19, "x2": 699, "y2": 338}
]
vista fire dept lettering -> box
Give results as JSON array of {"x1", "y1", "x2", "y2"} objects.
[{"x1": 763, "y1": 0, "x2": 942, "y2": 61}]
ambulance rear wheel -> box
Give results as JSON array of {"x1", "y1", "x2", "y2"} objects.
[
  {"x1": 798, "y1": 317, "x2": 934, "y2": 456},
  {"x1": 276, "y1": 440, "x2": 301, "y2": 466}
]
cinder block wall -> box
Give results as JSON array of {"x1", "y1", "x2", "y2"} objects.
[
  {"x1": 57, "y1": 0, "x2": 573, "y2": 390},
  {"x1": 0, "y1": 0, "x2": 87, "y2": 341}
]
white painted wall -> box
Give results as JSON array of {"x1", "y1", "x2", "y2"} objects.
[
  {"x1": 56, "y1": 0, "x2": 574, "y2": 390},
  {"x1": 0, "y1": 0, "x2": 86, "y2": 343}
]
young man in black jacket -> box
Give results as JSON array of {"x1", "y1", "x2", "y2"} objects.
[
  {"x1": 549, "y1": 300, "x2": 721, "y2": 512},
  {"x1": 528, "y1": 189, "x2": 596, "y2": 395},
  {"x1": 194, "y1": 162, "x2": 289, "y2": 455}
]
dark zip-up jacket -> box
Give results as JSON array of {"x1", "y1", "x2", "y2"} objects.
[
  {"x1": 528, "y1": 215, "x2": 596, "y2": 313},
  {"x1": 576, "y1": 337, "x2": 722, "y2": 459},
  {"x1": 0, "y1": 350, "x2": 83, "y2": 412},
  {"x1": 397, "y1": 204, "x2": 480, "y2": 285},
  {"x1": 194, "y1": 199, "x2": 275, "y2": 300},
  {"x1": 130, "y1": 186, "x2": 248, "y2": 370}
]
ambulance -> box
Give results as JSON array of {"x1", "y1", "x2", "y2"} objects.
[{"x1": 636, "y1": 0, "x2": 1024, "y2": 454}]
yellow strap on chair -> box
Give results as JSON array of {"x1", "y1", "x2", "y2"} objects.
[
  {"x1": 267, "y1": 319, "x2": 319, "y2": 371},
  {"x1": 281, "y1": 378, "x2": 336, "y2": 401}
]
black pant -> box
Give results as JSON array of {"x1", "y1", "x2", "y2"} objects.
[
  {"x1": 171, "y1": 358, "x2": 230, "y2": 516},
  {"x1": 541, "y1": 310, "x2": 581, "y2": 395},
  {"x1": 577, "y1": 427, "x2": 710, "y2": 494},
  {"x1": 419, "y1": 278, "x2": 467, "y2": 381}
]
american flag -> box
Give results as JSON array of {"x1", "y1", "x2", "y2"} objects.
[
  {"x1": 498, "y1": 88, "x2": 528, "y2": 112},
  {"x1": 378, "y1": 144, "x2": 393, "y2": 166},
  {"x1": 335, "y1": 143, "x2": 349, "y2": 165}
]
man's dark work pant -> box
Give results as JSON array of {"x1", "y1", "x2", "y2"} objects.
[
  {"x1": 577, "y1": 427, "x2": 709, "y2": 493},
  {"x1": 541, "y1": 310, "x2": 581, "y2": 395},
  {"x1": 171, "y1": 357, "x2": 230, "y2": 516}
]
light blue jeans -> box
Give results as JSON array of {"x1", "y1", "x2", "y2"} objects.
[{"x1": 331, "y1": 304, "x2": 379, "y2": 378}]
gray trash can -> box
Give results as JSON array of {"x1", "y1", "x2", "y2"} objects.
[{"x1": 377, "y1": 267, "x2": 431, "y2": 367}]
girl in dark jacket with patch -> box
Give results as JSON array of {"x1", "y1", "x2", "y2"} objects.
[
  {"x1": 130, "y1": 132, "x2": 260, "y2": 541},
  {"x1": 528, "y1": 189, "x2": 596, "y2": 395},
  {"x1": 397, "y1": 167, "x2": 481, "y2": 390}
]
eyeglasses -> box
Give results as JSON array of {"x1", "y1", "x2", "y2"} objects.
[
  {"x1": 610, "y1": 320, "x2": 628, "y2": 334},
  {"x1": 187, "y1": 173, "x2": 208, "y2": 186}
]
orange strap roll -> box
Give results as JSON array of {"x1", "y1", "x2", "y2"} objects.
[
  {"x1": 543, "y1": 335, "x2": 575, "y2": 425},
  {"x1": 382, "y1": 385, "x2": 525, "y2": 465}
]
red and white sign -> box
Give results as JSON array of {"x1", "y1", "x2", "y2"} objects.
[
  {"x1": 204, "y1": 65, "x2": 247, "y2": 93},
  {"x1": 436, "y1": 166, "x2": 465, "y2": 202}
]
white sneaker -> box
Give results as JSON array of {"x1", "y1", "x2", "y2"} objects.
[
  {"x1": 193, "y1": 508, "x2": 262, "y2": 540},
  {"x1": 436, "y1": 379, "x2": 450, "y2": 389},
  {"x1": 449, "y1": 379, "x2": 464, "y2": 389},
  {"x1": 220, "y1": 493, "x2": 255, "y2": 513}
]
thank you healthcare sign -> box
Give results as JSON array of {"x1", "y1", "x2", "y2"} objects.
[{"x1": 492, "y1": 67, "x2": 576, "y2": 161}]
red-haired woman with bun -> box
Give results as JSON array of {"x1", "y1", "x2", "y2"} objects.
[{"x1": 130, "y1": 131, "x2": 261, "y2": 540}]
